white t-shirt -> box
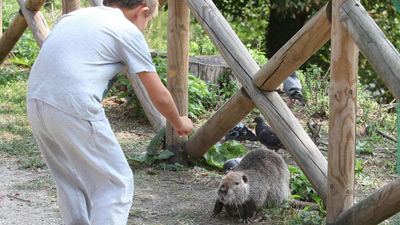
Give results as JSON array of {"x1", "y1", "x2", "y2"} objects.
[{"x1": 27, "y1": 6, "x2": 156, "y2": 121}]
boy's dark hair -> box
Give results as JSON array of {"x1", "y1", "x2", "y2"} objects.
[{"x1": 103, "y1": 0, "x2": 158, "y2": 17}]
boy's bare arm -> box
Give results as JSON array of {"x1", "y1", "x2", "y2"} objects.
[{"x1": 137, "y1": 71, "x2": 192, "y2": 136}]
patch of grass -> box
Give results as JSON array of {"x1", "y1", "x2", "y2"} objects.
[
  {"x1": 0, "y1": 65, "x2": 44, "y2": 169},
  {"x1": 13, "y1": 174, "x2": 54, "y2": 191},
  {"x1": 129, "y1": 209, "x2": 147, "y2": 218}
]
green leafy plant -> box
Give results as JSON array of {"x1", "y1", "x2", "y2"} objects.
[
  {"x1": 203, "y1": 141, "x2": 248, "y2": 168},
  {"x1": 126, "y1": 128, "x2": 174, "y2": 165},
  {"x1": 302, "y1": 65, "x2": 330, "y2": 119},
  {"x1": 288, "y1": 165, "x2": 320, "y2": 203},
  {"x1": 356, "y1": 141, "x2": 374, "y2": 155}
]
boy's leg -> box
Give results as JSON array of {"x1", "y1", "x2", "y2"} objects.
[
  {"x1": 27, "y1": 99, "x2": 91, "y2": 225},
  {"x1": 27, "y1": 99, "x2": 134, "y2": 225}
]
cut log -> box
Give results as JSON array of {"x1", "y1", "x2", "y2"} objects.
[
  {"x1": 185, "y1": 0, "x2": 328, "y2": 204},
  {"x1": 0, "y1": 12, "x2": 28, "y2": 65},
  {"x1": 253, "y1": 1, "x2": 332, "y2": 91},
  {"x1": 340, "y1": 0, "x2": 400, "y2": 102},
  {"x1": 188, "y1": 55, "x2": 232, "y2": 85}
]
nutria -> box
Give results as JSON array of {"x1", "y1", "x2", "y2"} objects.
[{"x1": 212, "y1": 149, "x2": 291, "y2": 223}]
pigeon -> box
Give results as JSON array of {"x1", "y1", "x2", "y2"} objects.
[
  {"x1": 254, "y1": 116, "x2": 285, "y2": 151},
  {"x1": 283, "y1": 71, "x2": 305, "y2": 107},
  {"x1": 224, "y1": 122, "x2": 258, "y2": 142},
  {"x1": 222, "y1": 157, "x2": 242, "y2": 174}
]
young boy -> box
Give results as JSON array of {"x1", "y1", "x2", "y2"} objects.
[{"x1": 26, "y1": 0, "x2": 193, "y2": 224}]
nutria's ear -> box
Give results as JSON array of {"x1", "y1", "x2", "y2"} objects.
[{"x1": 242, "y1": 175, "x2": 248, "y2": 183}]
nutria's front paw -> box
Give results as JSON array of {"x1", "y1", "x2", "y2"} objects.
[
  {"x1": 241, "y1": 218, "x2": 253, "y2": 224},
  {"x1": 211, "y1": 200, "x2": 224, "y2": 218}
]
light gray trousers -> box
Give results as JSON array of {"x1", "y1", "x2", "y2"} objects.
[{"x1": 27, "y1": 99, "x2": 134, "y2": 225}]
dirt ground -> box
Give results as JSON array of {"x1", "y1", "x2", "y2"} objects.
[{"x1": 1, "y1": 98, "x2": 400, "y2": 225}]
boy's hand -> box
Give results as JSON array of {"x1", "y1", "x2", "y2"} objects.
[{"x1": 174, "y1": 116, "x2": 193, "y2": 136}]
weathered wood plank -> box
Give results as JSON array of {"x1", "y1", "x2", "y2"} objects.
[
  {"x1": 166, "y1": 0, "x2": 190, "y2": 165},
  {"x1": 340, "y1": 0, "x2": 400, "y2": 102},
  {"x1": 334, "y1": 178, "x2": 400, "y2": 225},
  {"x1": 0, "y1": 12, "x2": 28, "y2": 65},
  {"x1": 185, "y1": 0, "x2": 328, "y2": 203},
  {"x1": 16, "y1": 0, "x2": 50, "y2": 47},
  {"x1": 253, "y1": 2, "x2": 331, "y2": 91},
  {"x1": 186, "y1": 89, "x2": 255, "y2": 158},
  {"x1": 326, "y1": 0, "x2": 359, "y2": 223},
  {"x1": 63, "y1": 0, "x2": 80, "y2": 14}
]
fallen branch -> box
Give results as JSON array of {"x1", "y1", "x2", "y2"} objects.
[
  {"x1": 377, "y1": 130, "x2": 397, "y2": 143},
  {"x1": 291, "y1": 199, "x2": 320, "y2": 210},
  {"x1": 7, "y1": 194, "x2": 32, "y2": 203}
]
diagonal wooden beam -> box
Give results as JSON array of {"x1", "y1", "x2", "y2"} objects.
[
  {"x1": 334, "y1": 178, "x2": 400, "y2": 225},
  {"x1": 187, "y1": 89, "x2": 256, "y2": 158},
  {"x1": 340, "y1": 0, "x2": 400, "y2": 102},
  {"x1": 186, "y1": 1, "x2": 332, "y2": 160},
  {"x1": 25, "y1": 0, "x2": 45, "y2": 11},
  {"x1": 17, "y1": 0, "x2": 50, "y2": 47},
  {"x1": 185, "y1": 0, "x2": 328, "y2": 204},
  {"x1": 0, "y1": 0, "x2": 47, "y2": 65},
  {"x1": 0, "y1": 11, "x2": 28, "y2": 65},
  {"x1": 253, "y1": 1, "x2": 332, "y2": 91}
]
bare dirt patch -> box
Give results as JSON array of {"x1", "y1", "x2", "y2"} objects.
[{"x1": 1, "y1": 98, "x2": 400, "y2": 224}]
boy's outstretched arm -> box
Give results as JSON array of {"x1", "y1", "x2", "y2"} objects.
[{"x1": 137, "y1": 72, "x2": 193, "y2": 136}]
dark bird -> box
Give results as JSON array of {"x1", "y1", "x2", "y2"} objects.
[
  {"x1": 283, "y1": 71, "x2": 305, "y2": 107},
  {"x1": 224, "y1": 122, "x2": 258, "y2": 142},
  {"x1": 254, "y1": 116, "x2": 285, "y2": 151},
  {"x1": 222, "y1": 157, "x2": 242, "y2": 174}
]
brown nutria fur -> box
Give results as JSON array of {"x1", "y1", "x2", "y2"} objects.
[{"x1": 212, "y1": 149, "x2": 291, "y2": 222}]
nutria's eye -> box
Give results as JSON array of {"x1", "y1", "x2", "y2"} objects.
[{"x1": 234, "y1": 182, "x2": 240, "y2": 185}]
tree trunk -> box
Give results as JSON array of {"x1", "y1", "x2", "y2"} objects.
[{"x1": 266, "y1": 0, "x2": 309, "y2": 58}]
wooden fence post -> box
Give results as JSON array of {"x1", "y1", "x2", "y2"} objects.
[
  {"x1": 326, "y1": 0, "x2": 359, "y2": 223},
  {"x1": 166, "y1": 0, "x2": 190, "y2": 165},
  {"x1": 0, "y1": 0, "x2": 2, "y2": 37},
  {"x1": 63, "y1": 0, "x2": 80, "y2": 14}
]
